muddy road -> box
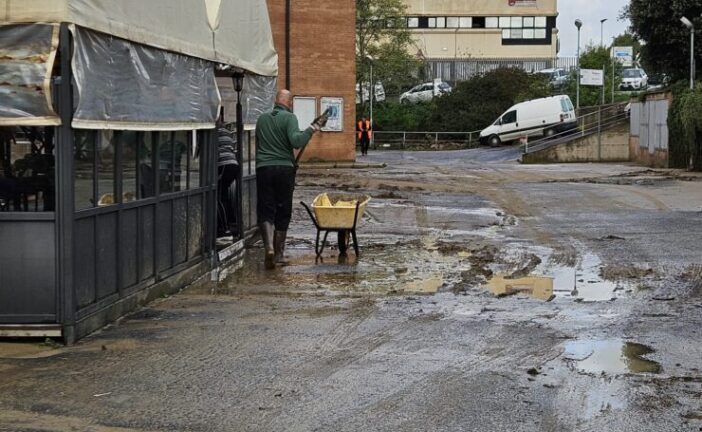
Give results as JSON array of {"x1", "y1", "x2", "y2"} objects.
[{"x1": 1, "y1": 147, "x2": 702, "y2": 431}]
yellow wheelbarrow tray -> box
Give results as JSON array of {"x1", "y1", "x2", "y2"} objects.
[{"x1": 300, "y1": 192, "x2": 371, "y2": 257}]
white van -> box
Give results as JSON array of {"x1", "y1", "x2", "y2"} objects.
[{"x1": 479, "y1": 95, "x2": 577, "y2": 146}]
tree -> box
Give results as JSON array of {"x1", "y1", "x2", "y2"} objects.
[
  {"x1": 563, "y1": 45, "x2": 622, "y2": 107},
  {"x1": 621, "y1": 0, "x2": 702, "y2": 79},
  {"x1": 430, "y1": 68, "x2": 551, "y2": 132},
  {"x1": 356, "y1": 0, "x2": 421, "y2": 114}
]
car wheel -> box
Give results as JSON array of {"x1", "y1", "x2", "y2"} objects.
[
  {"x1": 488, "y1": 135, "x2": 501, "y2": 147},
  {"x1": 544, "y1": 128, "x2": 556, "y2": 138}
]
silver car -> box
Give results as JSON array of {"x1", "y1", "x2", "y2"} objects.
[{"x1": 400, "y1": 81, "x2": 451, "y2": 104}]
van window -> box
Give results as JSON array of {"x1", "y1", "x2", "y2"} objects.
[
  {"x1": 501, "y1": 110, "x2": 517, "y2": 124},
  {"x1": 560, "y1": 99, "x2": 568, "y2": 112}
]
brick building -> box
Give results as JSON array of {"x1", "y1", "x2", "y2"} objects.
[{"x1": 266, "y1": 0, "x2": 357, "y2": 162}]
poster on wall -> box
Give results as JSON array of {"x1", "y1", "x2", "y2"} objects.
[
  {"x1": 293, "y1": 96, "x2": 316, "y2": 132},
  {"x1": 320, "y1": 97, "x2": 344, "y2": 132}
]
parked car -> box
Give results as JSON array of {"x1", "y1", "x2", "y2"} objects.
[
  {"x1": 647, "y1": 73, "x2": 671, "y2": 91},
  {"x1": 620, "y1": 68, "x2": 648, "y2": 91},
  {"x1": 399, "y1": 81, "x2": 451, "y2": 104},
  {"x1": 537, "y1": 68, "x2": 568, "y2": 89},
  {"x1": 479, "y1": 95, "x2": 577, "y2": 147}
]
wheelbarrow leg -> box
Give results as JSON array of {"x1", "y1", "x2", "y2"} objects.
[
  {"x1": 351, "y1": 229, "x2": 360, "y2": 257},
  {"x1": 319, "y1": 231, "x2": 330, "y2": 257},
  {"x1": 315, "y1": 230, "x2": 321, "y2": 257}
]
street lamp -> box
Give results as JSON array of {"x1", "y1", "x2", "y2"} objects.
[
  {"x1": 366, "y1": 55, "x2": 374, "y2": 148},
  {"x1": 600, "y1": 18, "x2": 608, "y2": 47},
  {"x1": 681, "y1": 16, "x2": 695, "y2": 90},
  {"x1": 575, "y1": 19, "x2": 582, "y2": 109}
]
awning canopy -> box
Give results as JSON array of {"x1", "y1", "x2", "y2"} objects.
[{"x1": 0, "y1": 0, "x2": 278, "y2": 77}]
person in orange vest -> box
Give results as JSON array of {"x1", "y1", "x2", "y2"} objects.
[{"x1": 356, "y1": 117, "x2": 372, "y2": 156}]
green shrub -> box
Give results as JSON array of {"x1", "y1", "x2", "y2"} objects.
[{"x1": 668, "y1": 81, "x2": 702, "y2": 170}]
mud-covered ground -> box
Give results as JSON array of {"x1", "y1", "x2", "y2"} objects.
[{"x1": 1, "y1": 147, "x2": 702, "y2": 431}]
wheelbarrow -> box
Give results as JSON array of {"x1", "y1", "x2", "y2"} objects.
[{"x1": 300, "y1": 193, "x2": 371, "y2": 258}]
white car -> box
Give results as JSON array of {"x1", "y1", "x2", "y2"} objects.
[
  {"x1": 399, "y1": 81, "x2": 451, "y2": 104},
  {"x1": 479, "y1": 95, "x2": 577, "y2": 146},
  {"x1": 620, "y1": 68, "x2": 648, "y2": 91},
  {"x1": 537, "y1": 68, "x2": 568, "y2": 89}
]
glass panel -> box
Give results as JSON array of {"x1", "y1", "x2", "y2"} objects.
[
  {"x1": 485, "y1": 17, "x2": 498, "y2": 28},
  {"x1": 502, "y1": 29, "x2": 511, "y2": 39},
  {"x1": 523, "y1": 29, "x2": 535, "y2": 39},
  {"x1": 173, "y1": 131, "x2": 188, "y2": 192},
  {"x1": 188, "y1": 131, "x2": 200, "y2": 189},
  {"x1": 459, "y1": 17, "x2": 472, "y2": 28},
  {"x1": 96, "y1": 131, "x2": 115, "y2": 206},
  {"x1": 535, "y1": 28, "x2": 547, "y2": 39},
  {"x1": 524, "y1": 17, "x2": 535, "y2": 27},
  {"x1": 511, "y1": 17, "x2": 523, "y2": 28},
  {"x1": 499, "y1": 17, "x2": 511, "y2": 28},
  {"x1": 139, "y1": 133, "x2": 155, "y2": 198},
  {"x1": 408, "y1": 17, "x2": 418, "y2": 28},
  {"x1": 436, "y1": 17, "x2": 445, "y2": 28},
  {"x1": 428, "y1": 17, "x2": 436, "y2": 28},
  {"x1": 74, "y1": 130, "x2": 95, "y2": 210},
  {"x1": 535, "y1": 16, "x2": 547, "y2": 27},
  {"x1": 120, "y1": 131, "x2": 139, "y2": 203},
  {"x1": 511, "y1": 29, "x2": 523, "y2": 39},
  {"x1": 502, "y1": 111, "x2": 517, "y2": 124},
  {"x1": 0, "y1": 127, "x2": 56, "y2": 212},
  {"x1": 157, "y1": 132, "x2": 174, "y2": 194},
  {"x1": 446, "y1": 17, "x2": 459, "y2": 28}
]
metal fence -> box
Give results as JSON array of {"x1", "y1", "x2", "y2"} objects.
[
  {"x1": 524, "y1": 102, "x2": 629, "y2": 154},
  {"x1": 425, "y1": 57, "x2": 579, "y2": 84},
  {"x1": 373, "y1": 130, "x2": 482, "y2": 150}
]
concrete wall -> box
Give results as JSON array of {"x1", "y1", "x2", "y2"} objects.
[
  {"x1": 404, "y1": 0, "x2": 557, "y2": 15},
  {"x1": 267, "y1": 0, "x2": 356, "y2": 162},
  {"x1": 412, "y1": 30, "x2": 557, "y2": 59},
  {"x1": 522, "y1": 128, "x2": 630, "y2": 164}
]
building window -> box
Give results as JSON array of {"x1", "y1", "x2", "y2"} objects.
[
  {"x1": 427, "y1": 17, "x2": 436, "y2": 28},
  {"x1": 446, "y1": 17, "x2": 459, "y2": 28},
  {"x1": 485, "y1": 17, "x2": 498, "y2": 28},
  {"x1": 511, "y1": 17, "x2": 523, "y2": 28},
  {"x1": 524, "y1": 17, "x2": 535, "y2": 27},
  {"x1": 436, "y1": 17, "x2": 445, "y2": 28},
  {"x1": 408, "y1": 17, "x2": 418, "y2": 28},
  {"x1": 499, "y1": 15, "x2": 550, "y2": 43},
  {"x1": 535, "y1": 16, "x2": 547, "y2": 28},
  {"x1": 459, "y1": 17, "x2": 472, "y2": 28},
  {"x1": 499, "y1": 17, "x2": 511, "y2": 28},
  {"x1": 502, "y1": 29, "x2": 511, "y2": 39}
]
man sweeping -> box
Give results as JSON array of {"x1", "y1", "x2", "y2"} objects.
[{"x1": 255, "y1": 90, "x2": 326, "y2": 269}]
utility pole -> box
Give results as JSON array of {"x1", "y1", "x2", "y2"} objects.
[
  {"x1": 575, "y1": 19, "x2": 582, "y2": 109},
  {"x1": 681, "y1": 17, "x2": 695, "y2": 90},
  {"x1": 366, "y1": 55, "x2": 374, "y2": 147}
]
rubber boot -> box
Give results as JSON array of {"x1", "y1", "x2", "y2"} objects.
[
  {"x1": 260, "y1": 222, "x2": 275, "y2": 270},
  {"x1": 274, "y1": 230, "x2": 290, "y2": 265}
]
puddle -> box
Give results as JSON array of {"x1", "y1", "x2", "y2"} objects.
[
  {"x1": 0, "y1": 342, "x2": 63, "y2": 359},
  {"x1": 486, "y1": 251, "x2": 629, "y2": 302},
  {"x1": 401, "y1": 275, "x2": 444, "y2": 294},
  {"x1": 564, "y1": 339, "x2": 662, "y2": 374},
  {"x1": 485, "y1": 275, "x2": 555, "y2": 301}
]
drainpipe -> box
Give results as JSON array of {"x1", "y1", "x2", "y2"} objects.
[{"x1": 285, "y1": 0, "x2": 291, "y2": 89}]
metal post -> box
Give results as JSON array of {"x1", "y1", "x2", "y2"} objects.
[
  {"x1": 369, "y1": 60, "x2": 374, "y2": 148},
  {"x1": 576, "y1": 27, "x2": 581, "y2": 109},
  {"x1": 402, "y1": 131, "x2": 406, "y2": 149},
  {"x1": 691, "y1": 28, "x2": 696, "y2": 90},
  {"x1": 597, "y1": 105, "x2": 602, "y2": 160},
  {"x1": 233, "y1": 73, "x2": 245, "y2": 239},
  {"x1": 611, "y1": 51, "x2": 616, "y2": 104}
]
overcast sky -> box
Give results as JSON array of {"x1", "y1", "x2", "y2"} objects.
[{"x1": 557, "y1": 0, "x2": 630, "y2": 57}]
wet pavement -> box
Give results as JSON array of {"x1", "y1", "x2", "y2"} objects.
[{"x1": 1, "y1": 147, "x2": 702, "y2": 431}]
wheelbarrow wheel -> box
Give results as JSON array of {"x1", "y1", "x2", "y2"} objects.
[{"x1": 337, "y1": 230, "x2": 350, "y2": 255}]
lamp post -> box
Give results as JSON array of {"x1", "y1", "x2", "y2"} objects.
[
  {"x1": 366, "y1": 55, "x2": 374, "y2": 148},
  {"x1": 575, "y1": 19, "x2": 582, "y2": 109},
  {"x1": 600, "y1": 18, "x2": 608, "y2": 47},
  {"x1": 681, "y1": 16, "x2": 695, "y2": 90}
]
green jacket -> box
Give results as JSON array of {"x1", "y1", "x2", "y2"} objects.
[{"x1": 255, "y1": 104, "x2": 314, "y2": 168}]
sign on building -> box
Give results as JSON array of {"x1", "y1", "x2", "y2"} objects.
[
  {"x1": 320, "y1": 97, "x2": 344, "y2": 132},
  {"x1": 508, "y1": 0, "x2": 537, "y2": 6},
  {"x1": 580, "y1": 69, "x2": 604, "y2": 86},
  {"x1": 293, "y1": 96, "x2": 316, "y2": 132},
  {"x1": 612, "y1": 46, "x2": 634, "y2": 67}
]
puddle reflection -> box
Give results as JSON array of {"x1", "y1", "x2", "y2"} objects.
[
  {"x1": 485, "y1": 275, "x2": 555, "y2": 301},
  {"x1": 564, "y1": 339, "x2": 662, "y2": 374}
]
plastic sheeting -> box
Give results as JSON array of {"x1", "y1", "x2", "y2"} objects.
[
  {"x1": 0, "y1": 24, "x2": 60, "y2": 126},
  {"x1": 71, "y1": 27, "x2": 221, "y2": 131},
  {"x1": 0, "y1": 0, "x2": 278, "y2": 77},
  {"x1": 217, "y1": 74, "x2": 276, "y2": 126}
]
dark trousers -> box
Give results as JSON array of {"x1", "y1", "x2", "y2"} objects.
[
  {"x1": 217, "y1": 164, "x2": 237, "y2": 236},
  {"x1": 360, "y1": 135, "x2": 370, "y2": 155},
  {"x1": 256, "y1": 165, "x2": 296, "y2": 231}
]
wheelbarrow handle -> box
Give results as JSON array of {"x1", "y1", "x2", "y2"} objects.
[{"x1": 300, "y1": 201, "x2": 320, "y2": 230}]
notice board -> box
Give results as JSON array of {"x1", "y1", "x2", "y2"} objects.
[
  {"x1": 320, "y1": 97, "x2": 344, "y2": 132},
  {"x1": 293, "y1": 96, "x2": 316, "y2": 131}
]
